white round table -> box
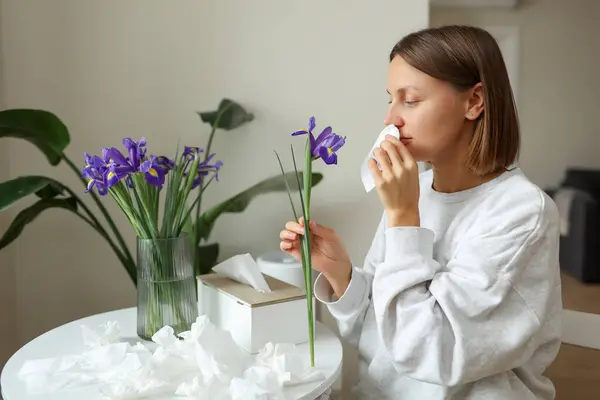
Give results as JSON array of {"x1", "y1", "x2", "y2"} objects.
[{"x1": 1, "y1": 307, "x2": 342, "y2": 400}]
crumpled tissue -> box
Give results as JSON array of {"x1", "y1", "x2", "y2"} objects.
[
  {"x1": 360, "y1": 124, "x2": 401, "y2": 193},
  {"x1": 17, "y1": 315, "x2": 324, "y2": 399},
  {"x1": 212, "y1": 253, "x2": 272, "y2": 293}
]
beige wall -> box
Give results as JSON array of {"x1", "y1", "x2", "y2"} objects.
[
  {"x1": 1, "y1": 0, "x2": 428, "y2": 393},
  {"x1": 431, "y1": 0, "x2": 600, "y2": 189},
  {"x1": 0, "y1": 0, "x2": 17, "y2": 370},
  {"x1": 0, "y1": 153, "x2": 17, "y2": 370}
]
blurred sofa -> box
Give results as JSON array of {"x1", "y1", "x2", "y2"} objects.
[{"x1": 548, "y1": 168, "x2": 600, "y2": 283}]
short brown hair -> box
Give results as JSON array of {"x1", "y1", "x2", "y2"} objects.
[{"x1": 390, "y1": 25, "x2": 519, "y2": 175}]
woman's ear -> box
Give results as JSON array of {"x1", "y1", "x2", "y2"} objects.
[{"x1": 466, "y1": 82, "x2": 484, "y2": 120}]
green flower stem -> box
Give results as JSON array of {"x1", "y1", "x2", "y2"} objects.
[
  {"x1": 139, "y1": 237, "x2": 192, "y2": 339},
  {"x1": 194, "y1": 103, "x2": 231, "y2": 265},
  {"x1": 302, "y1": 138, "x2": 315, "y2": 368},
  {"x1": 276, "y1": 149, "x2": 315, "y2": 365},
  {"x1": 154, "y1": 243, "x2": 188, "y2": 330},
  {"x1": 63, "y1": 155, "x2": 135, "y2": 267},
  {"x1": 275, "y1": 149, "x2": 299, "y2": 221},
  {"x1": 290, "y1": 141, "x2": 315, "y2": 368},
  {"x1": 300, "y1": 236, "x2": 314, "y2": 367},
  {"x1": 110, "y1": 185, "x2": 144, "y2": 236},
  {"x1": 130, "y1": 175, "x2": 158, "y2": 238},
  {"x1": 176, "y1": 176, "x2": 214, "y2": 236},
  {"x1": 174, "y1": 155, "x2": 201, "y2": 232}
]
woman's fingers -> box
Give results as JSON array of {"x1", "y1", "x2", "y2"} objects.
[
  {"x1": 280, "y1": 235, "x2": 302, "y2": 261},
  {"x1": 368, "y1": 158, "x2": 383, "y2": 185},
  {"x1": 285, "y1": 217, "x2": 336, "y2": 241},
  {"x1": 280, "y1": 239, "x2": 296, "y2": 250},
  {"x1": 373, "y1": 148, "x2": 392, "y2": 176},
  {"x1": 285, "y1": 220, "x2": 306, "y2": 235},
  {"x1": 385, "y1": 134, "x2": 415, "y2": 168},
  {"x1": 279, "y1": 229, "x2": 297, "y2": 241},
  {"x1": 380, "y1": 138, "x2": 402, "y2": 170}
]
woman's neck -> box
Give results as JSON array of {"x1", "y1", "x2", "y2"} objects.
[{"x1": 430, "y1": 163, "x2": 505, "y2": 194}]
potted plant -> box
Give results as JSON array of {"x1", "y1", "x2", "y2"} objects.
[{"x1": 0, "y1": 100, "x2": 323, "y2": 338}]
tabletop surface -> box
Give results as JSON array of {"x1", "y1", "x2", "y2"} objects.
[{"x1": 1, "y1": 307, "x2": 343, "y2": 400}]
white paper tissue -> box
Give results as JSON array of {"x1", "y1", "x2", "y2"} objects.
[
  {"x1": 212, "y1": 253, "x2": 272, "y2": 293},
  {"x1": 17, "y1": 314, "x2": 323, "y2": 399},
  {"x1": 360, "y1": 124, "x2": 401, "y2": 193},
  {"x1": 81, "y1": 320, "x2": 121, "y2": 347}
]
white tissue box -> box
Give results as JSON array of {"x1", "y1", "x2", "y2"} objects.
[{"x1": 197, "y1": 272, "x2": 313, "y2": 354}]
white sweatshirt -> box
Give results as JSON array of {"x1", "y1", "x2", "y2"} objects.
[{"x1": 315, "y1": 168, "x2": 562, "y2": 399}]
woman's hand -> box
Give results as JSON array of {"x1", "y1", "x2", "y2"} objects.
[
  {"x1": 369, "y1": 134, "x2": 421, "y2": 227},
  {"x1": 279, "y1": 218, "x2": 352, "y2": 298}
]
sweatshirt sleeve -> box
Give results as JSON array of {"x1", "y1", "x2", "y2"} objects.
[
  {"x1": 373, "y1": 201, "x2": 560, "y2": 387},
  {"x1": 313, "y1": 266, "x2": 372, "y2": 346},
  {"x1": 313, "y1": 214, "x2": 385, "y2": 346}
]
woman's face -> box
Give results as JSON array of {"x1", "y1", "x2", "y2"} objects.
[{"x1": 384, "y1": 55, "x2": 479, "y2": 164}]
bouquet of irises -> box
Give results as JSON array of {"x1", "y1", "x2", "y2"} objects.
[
  {"x1": 82, "y1": 138, "x2": 221, "y2": 239},
  {"x1": 82, "y1": 138, "x2": 222, "y2": 337},
  {"x1": 275, "y1": 116, "x2": 346, "y2": 367}
]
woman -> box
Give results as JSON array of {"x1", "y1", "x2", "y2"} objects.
[{"x1": 279, "y1": 25, "x2": 562, "y2": 399}]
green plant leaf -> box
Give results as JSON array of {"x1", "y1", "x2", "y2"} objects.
[
  {"x1": 0, "y1": 109, "x2": 70, "y2": 165},
  {"x1": 196, "y1": 243, "x2": 220, "y2": 275},
  {"x1": 198, "y1": 98, "x2": 254, "y2": 131},
  {"x1": 35, "y1": 180, "x2": 66, "y2": 199},
  {"x1": 0, "y1": 197, "x2": 77, "y2": 250},
  {"x1": 0, "y1": 176, "x2": 65, "y2": 211},
  {"x1": 196, "y1": 171, "x2": 323, "y2": 241}
]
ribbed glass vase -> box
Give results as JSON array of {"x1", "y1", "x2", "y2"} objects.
[{"x1": 136, "y1": 234, "x2": 198, "y2": 340}]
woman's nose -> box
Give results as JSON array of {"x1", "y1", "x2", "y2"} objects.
[{"x1": 384, "y1": 112, "x2": 403, "y2": 127}]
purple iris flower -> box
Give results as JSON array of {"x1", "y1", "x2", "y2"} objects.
[
  {"x1": 81, "y1": 164, "x2": 108, "y2": 195},
  {"x1": 291, "y1": 116, "x2": 346, "y2": 165},
  {"x1": 122, "y1": 137, "x2": 147, "y2": 170},
  {"x1": 153, "y1": 156, "x2": 175, "y2": 174},
  {"x1": 139, "y1": 156, "x2": 167, "y2": 187},
  {"x1": 183, "y1": 146, "x2": 203, "y2": 159},
  {"x1": 82, "y1": 137, "x2": 216, "y2": 194},
  {"x1": 105, "y1": 161, "x2": 131, "y2": 187},
  {"x1": 84, "y1": 152, "x2": 106, "y2": 171},
  {"x1": 103, "y1": 141, "x2": 173, "y2": 188},
  {"x1": 81, "y1": 152, "x2": 110, "y2": 194},
  {"x1": 192, "y1": 153, "x2": 223, "y2": 189},
  {"x1": 315, "y1": 133, "x2": 346, "y2": 165},
  {"x1": 291, "y1": 116, "x2": 319, "y2": 155},
  {"x1": 102, "y1": 147, "x2": 129, "y2": 167},
  {"x1": 181, "y1": 146, "x2": 203, "y2": 173},
  {"x1": 100, "y1": 147, "x2": 136, "y2": 187}
]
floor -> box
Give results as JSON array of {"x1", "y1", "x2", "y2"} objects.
[
  {"x1": 542, "y1": 271, "x2": 600, "y2": 399},
  {"x1": 560, "y1": 271, "x2": 600, "y2": 314},
  {"x1": 545, "y1": 343, "x2": 600, "y2": 399}
]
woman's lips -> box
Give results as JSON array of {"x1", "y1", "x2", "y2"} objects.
[{"x1": 400, "y1": 138, "x2": 412, "y2": 144}]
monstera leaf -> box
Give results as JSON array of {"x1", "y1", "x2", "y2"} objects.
[
  {"x1": 198, "y1": 98, "x2": 254, "y2": 130},
  {"x1": 195, "y1": 171, "x2": 323, "y2": 242},
  {"x1": 0, "y1": 109, "x2": 70, "y2": 165},
  {"x1": 0, "y1": 176, "x2": 76, "y2": 250},
  {"x1": 0, "y1": 176, "x2": 65, "y2": 211},
  {"x1": 0, "y1": 197, "x2": 78, "y2": 251}
]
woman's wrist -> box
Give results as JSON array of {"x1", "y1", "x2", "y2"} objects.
[
  {"x1": 324, "y1": 263, "x2": 352, "y2": 299},
  {"x1": 386, "y1": 207, "x2": 420, "y2": 227}
]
